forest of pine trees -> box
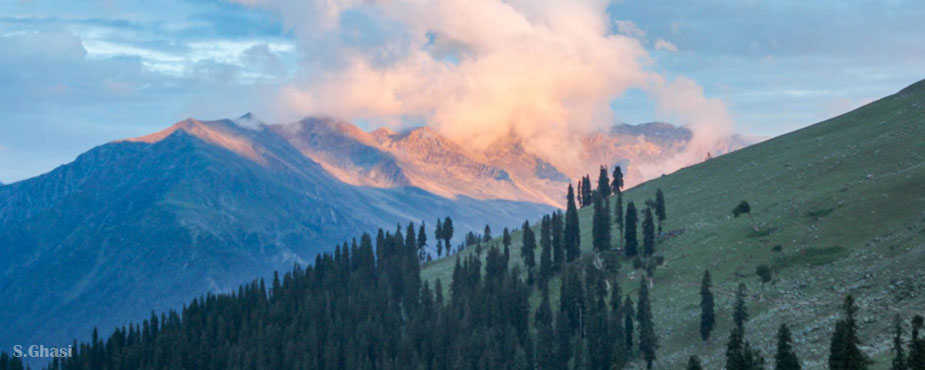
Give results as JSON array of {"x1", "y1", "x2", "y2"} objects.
[{"x1": 3, "y1": 164, "x2": 923, "y2": 370}]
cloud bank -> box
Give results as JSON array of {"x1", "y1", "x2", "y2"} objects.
[{"x1": 232, "y1": 0, "x2": 733, "y2": 177}]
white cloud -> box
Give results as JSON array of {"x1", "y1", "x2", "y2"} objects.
[
  {"x1": 654, "y1": 38, "x2": 678, "y2": 52},
  {"x1": 614, "y1": 19, "x2": 646, "y2": 40}
]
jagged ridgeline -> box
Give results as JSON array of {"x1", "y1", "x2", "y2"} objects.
[{"x1": 3, "y1": 79, "x2": 925, "y2": 370}]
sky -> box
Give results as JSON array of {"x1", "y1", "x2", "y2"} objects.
[{"x1": 0, "y1": 0, "x2": 923, "y2": 184}]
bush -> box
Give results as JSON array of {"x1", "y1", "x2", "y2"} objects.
[
  {"x1": 654, "y1": 255, "x2": 665, "y2": 266},
  {"x1": 772, "y1": 244, "x2": 782, "y2": 252}
]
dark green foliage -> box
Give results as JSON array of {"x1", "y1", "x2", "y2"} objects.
[
  {"x1": 775, "y1": 324, "x2": 801, "y2": 370},
  {"x1": 700, "y1": 270, "x2": 716, "y2": 341},
  {"x1": 610, "y1": 283, "x2": 627, "y2": 370},
  {"x1": 624, "y1": 202, "x2": 639, "y2": 257},
  {"x1": 614, "y1": 190, "x2": 624, "y2": 245},
  {"x1": 907, "y1": 315, "x2": 923, "y2": 370},
  {"x1": 829, "y1": 295, "x2": 871, "y2": 370},
  {"x1": 734, "y1": 283, "x2": 749, "y2": 333},
  {"x1": 442, "y1": 216, "x2": 455, "y2": 254},
  {"x1": 581, "y1": 175, "x2": 593, "y2": 208},
  {"x1": 536, "y1": 290, "x2": 557, "y2": 370},
  {"x1": 687, "y1": 355, "x2": 704, "y2": 370},
  {"x1": 551, "y1": 211, "x2": 564, "y2": 272},
  {"x1": 756, "y1": 265, "x2": 773, "y2": 283},
  {"x1": 539, "y1": 215, "x2": 553, "y2": 286},
  {"x1": 592, "y1": 190, "x2": 611, "y2": 252},
  {"x1": 637, "y1": 279, "x2": 657, "y2": 369},
  {"x1": 0, "y1": 353, "x2": 25, "y2": 370},
  {"x1": 891, "y1": 315, "x2": 907, "y2": 370},
  {"x1": 554, "y1": 311, "x2": 572, "y2": 370},
  {"x1": 597, "y1": 166, "x2": 611, "y2": 199},
  {"x1": 654, "y1": 188, "x2": 666, "y2": 234},
  {"x1": 642, "y1": 206, "x2": 655, "y2": 257},
  {"x1": 436, "y1": 217, "x2": 444, "y2": 257},
  {"x1": 503, "y1": 227, "x2": 511, "y2": 248},
  {"x1": 483, "y1": 224, "x2": 492, "y2": 242},
  {"x1": 417, "y1": 222, "x2": 427, "y2": 262},
  {"x1": 611, "y1": 165, "x2": 624, "y2": 195},
  {"x1": 624, "y1": 295, "x2": 635, "y2": 358},
  {"x1": 726, "y1": 327, "x2": 767, "y2": 370},
  {"x1": 521, "y1": 219, "x2": 537, "y2": 269},
  {"x1": 733, "y1": 200, "x2": 758, "y2": 231},
  {"x1": 565, "y1": 184, "x2": 582, "y2": 262}
]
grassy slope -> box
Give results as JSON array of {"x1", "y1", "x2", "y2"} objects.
[{"x1": 422, "y1": 80, "x2": 925, "y2": 369}]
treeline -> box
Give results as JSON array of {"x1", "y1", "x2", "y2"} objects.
[{"x1": 2, "y1": 165, "x2": 924, "y2": 370}]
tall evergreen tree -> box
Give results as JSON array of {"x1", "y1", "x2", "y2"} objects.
[
  {"x1": 442, "y1": 217, "x2": 454, "y2": 254},
  {"x1": 417, "y1": 222, "x2": 427, "y2": 262},
  {"x1": 592, "y1": 191, "x2": 612, "y2": 252},
  {"x1": 435, "y1": 218, "x2": 444, "y2": 257},
  {"x1": 624, "y1": 295, "x2": 635, "y2": 359},
  {"x1": 565, "y1": 184, "x2": 582, "y2": 262},
  {"x1": 611, "y1": 165, "x2": 624, "y2": 195},
  {"x1": 637, "y1": 279, "x2": 657, "y2": 369},
  {"x1": 624, "y1": 202, "x2": 639, "y2": 257},
  {"x1": 610, "y1": 283, "x2": 627, "y2": 370},
  {"x1": 597, "y1": 165, "x2": 611, "y2": 199},
  {"x1": 775, "y1": 324, "x2": 801, "y2": 370},
  {"x1": 551, "y1": 211, "x2": 564, "y2": 272},
  {"x1": 890, "y1": 315, "x2": 907, "y2": 370},
  {"x1": 539, "y1": 216, "x2": 553, "y2": 286},
  {"x1": 829, "y1": 295, "x2": 870, "y2": 370},
  {"x1": 614, "y1": 190, "x2": 624, "y2": 247},
  {"x1": 521, "y1": 220, "x2": 537, "y2": 269},
  {"x1": 907, "y1": 315, "x2": 923, "y2": 370},
  {"x1": 483, "y1": 224, "x2": 492, "y2": 242},
  {"x1": 554, "y1": 312, "x2": 572, "y2": 370},
  {"x1": 654, "y1": 188, "x2": 666, "y2": 234},
  {"x1": 642, "y1": 206, "x2": 655, "y2": 257},
  {"x1": 503, "y1": 227, "x2": 511, "y2": 260},
  {"x1": 734, "y1": 283, "x2": 749, "y2": 333},
  {"x1": 700, "y1": 270, "x2": 716, "y2": 341},
  {"x1": 581, "y1": 175, "x2": 593, "y2": 207}
]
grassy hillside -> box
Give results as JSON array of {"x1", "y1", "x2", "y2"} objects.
[{"x1": 422, "y1": 79, "x2": 925, "y2": 369}]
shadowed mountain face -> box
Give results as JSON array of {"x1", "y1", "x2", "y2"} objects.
[{"x1": 0, "y1": 119, "x2": 552, "y2": 355}]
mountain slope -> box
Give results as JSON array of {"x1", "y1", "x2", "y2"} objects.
[
  {"x1": 421, "y1": 79, "x2": 925, "y2": 368},
  {"x1": 0, "y1": 119, "x2": 552, "y2": 355}
]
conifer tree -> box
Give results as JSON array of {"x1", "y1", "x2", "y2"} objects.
[
  {"x1": 775, "y1": 324, "x2": 801, "y2": 370},
  {"x1": 597, "y1": 165, "x2": 611, "y2": 199},
  {"x1": 565, "y1": 184, "x2": 582, "y2": 262},
  {"x1": 503, "y1": 227, "x2": 511, "y2": 260},
  {"x1": 890, "y1": 315, "x2": 907, "y2": 370},
  {"x1": 552, "y1": 211, "x2": 564, "y2": 272},
  {"x1": 615, "y1": 189, "x2": 624, "y2": 246},
  {"x1": 734, "y1": 283, "x2": 749, "y2": 333},
  {"x1": 611, "y1": 284, "x2": 628, "y2": 370},
  {"x1": 592, "y1": 191, "x2": 612, "y2": 252},
  {"x1": 700, "y1": 270, "x2": 716, "y2": 341},
  {"x1": 624, "y1": 202, "x2": 639, "y2": 257},
  {"x1": 521, "y1": 220, "x2": 537, "y2": 271},
  {"x1": 442, "y1": 217, "x2": 454, "y2": 254},
  {"x1": 637, "y1": 279, "x2": 657, "y2": 369},
  {"x1": 642, "y1": 206, "x2": 655, "y2": 257},
  {"x1": 539, "y1": 216, "x2": 553, "y2": 286},
  {"x1": 829, "y1": 295, "x2": 870, "y2": 370},
  {"x1": 624, "y1": 295, "x2": 635, "y2": 358},
  {"x1": 554, "y1": 312, "x2": 572, "y2": 370},
  {"x1": 417, "y1": 222, "x2": 427, "y2": 263},
  {"x1": 654, "y1": 188, "x2": 666, "y2": 234},
  {"x1": 611, "y1": 165, "x2": 624, "y2": 195},
  {"x1": 581, "y1": 175, "x2": 593, "y2": 207},
  {"x1": 436, "y1": 218, "x2": 444, "y2": 257},
  {"x1": 536, "y1": 295, "x2": 557, "y2": 370},
  {"x1": 907, "y1": 315, "x2": 923, "y2": 370}
]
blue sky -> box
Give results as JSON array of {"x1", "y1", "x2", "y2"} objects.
[{"x1": 1, "y1": 0, "x2": 923, "y2": 183}]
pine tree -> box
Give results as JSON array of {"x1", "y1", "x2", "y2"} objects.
[
  {"x1": 551, "y1": 211, "x2": 564, "y2": 272},
  {"x1": 597, "y1": 165, "x2": 611, "y2": 199},
  {"x1": 565, "y1": 184, "x2": 582, "y2": 262},
  {"x1": 624, "y1": 202, "x2": 638, "y2": 257},
  {"x1": 611, "y1": 165, "x2": 624, "y2": 195},
  {"x1": 734, "y1": 283, "x2": 749, "y2": 333},
  {"x1": 521, "y1": 220, "x2": 537, "y2": 269},
  {"x1": 687, "y1": 355, "x2": 704, "y2": 370},
  {"x1": 581, "y1": 175, "x2": 593, "y2": 207},
  {"x1": 435, "y1": 218, "x2": 444, "y2": 257},
  {"x1": 417, "y1": 222, "x2": 427, "y2": 263},
  {"x1": 554, "y1": 312, "x2": 572, "y2": 370},
  {"x1": 442, "y1": 217, "x2": 454, "y2": 254},
  {"x1": 642, "y1": 206, "x2": 655, "y2": 257},
  {"x1": 483, "y1": 224, "x2": 492, "y2": 242},
  {"x1": 624, "y1": 295, "x2": 635, "y2": 359},
  {"x1": 611, "y1": 284, "x2": 628, "y2": 370},
  {"x1": 539, "y1": 216, "x2": 553, "y2": 286},
  {"x1": 614, "y1": 190, "x2": 624, "y2": 247},
  {"x1": 890, "y1": 315, "x2": 907, "y2": 370},
  {"x1": 700, "y1": 270, "x2": 716, "y2": 341},
  {"x1": 775, "y1": 324, "x2": 801, "y2": 370},
  {"x1": 536, "y1": 291, "x2": 557, "y2": 370},
  {"x1": 592, "y1": 190, "x2": 611, "y2": 252},
  {"x1": 829, "y1": 295, "x2": 870, "y2": 370},
  {"x1": 908, "y1": 315, "x2": 924, "y2": 370},
  {"x1": 637, "y1": 279, "x2": 657, "y2": 369},
  {"x1": 503, "y1": 227, "x2": 511, "y2": 249},
  {"x1": 654, "y1": 188, "x2": 666, "y2": 234}
]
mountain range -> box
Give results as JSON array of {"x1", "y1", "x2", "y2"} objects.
[{"x1": 0, "y1": 113, "x2": 750, "y2": 357}]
